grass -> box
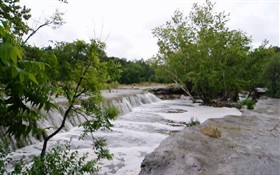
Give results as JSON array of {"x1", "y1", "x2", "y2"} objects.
[
  {"x1": 238, "y1": 99, "x2": 256, "y2": 109},
  {"x1": 201, "y1": 127, "x2": 222, "y2": 138}
]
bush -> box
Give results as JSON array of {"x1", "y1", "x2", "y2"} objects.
[
  {"x1": 0, "y1": 140, "x2": 111, "y2": 175},
  {"x1": 185, "y1": 117, "x2": 200, "y2": 127},
  {"x1": 239, "y1": 99, "x2": 256, "y2": 109}
]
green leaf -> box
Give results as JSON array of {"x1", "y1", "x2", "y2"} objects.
[
  {"x1": 11, "y1": 65, "x2": 19, "y2": 78},
  {"x1": 28, "y1": 73, "x2": 38, "y2": 85},
  {"x1": 10, "y1": 47, "x2": 18, "y2": 65},
  {"x1": 19, "y1": 71, "x2": 24, "y2": 84},
  {"x1": 0, "y1": 44, "x2": 8, "y2": 65}
]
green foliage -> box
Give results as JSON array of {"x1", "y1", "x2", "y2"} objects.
[
  {"x1": 147, "y1": 57, "x2": 173, "y2": 83},
  {"x1": 262, "y1": 53, "x2": 280, "y2": 98},
  {"x1": 0, "y1": 140, "x2": 112, "y2": 175},
  {"x1": 80, "y1": 99, "x2": 119, "y2": 134},
  {"x1": 1, "y1": 1, "x2": 120, "y2": 174},
  {"x1": 48, "y1": 40, "x2": 106, "y2": 83},
  {"x1": 243, "y1": 42, "x2": 276, "y2": 94},
  {"x1": 121, "y1": 62, "x2": 144, "y2": 84},
  {"x1": 119, "y1": 59, "x2": 156, "y2": 84},
  {"x1": 238, "y1": 99, "x2": 256, "y2": 109},
  {"x1": 28, "y1": 142, "x2": 101, "y2": 174},
  {"x1": 105, "y1": 60, "x2": 122, "y2": 86},
  {"x1": 0, "y1": 24, "x2": 55, "y2": 139},
  {"x1": 0, "y1": 0, "x2": 31, "y2": 37},
  {"x1": 23, "y1": 45, "x2": 60, "y2": 81},
  {"x1": 153, "y1": 0, "x2": 254, "y2": 103},
  {"x1": 185, "y1": 117, "x2": 200, "y2": 127}
]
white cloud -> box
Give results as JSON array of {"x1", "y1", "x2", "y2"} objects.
[{"x1": 21, "y1": 0, "x2": 279, "y2": 60}]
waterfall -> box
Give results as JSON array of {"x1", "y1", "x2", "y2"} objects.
[
  {"x1": 0, "y1": 91, "x2": 160, "y2": 149},
  {"x1": 106, "y1": 92, "x2": 160, "y2": 115}
]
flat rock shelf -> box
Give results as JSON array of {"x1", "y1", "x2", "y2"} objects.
[{"x1": 140, "y1": 97, "x2": 280, "y2": 175}]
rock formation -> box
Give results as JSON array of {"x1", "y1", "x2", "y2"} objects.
[{"x1": 140, "y1": 97, "x2": 280, "y2": 175}]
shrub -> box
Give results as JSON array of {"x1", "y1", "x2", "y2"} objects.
[
  {"x1": 201, "y1": 127, "x2": 222, "y2": 138},
  {"x1": 185, "y1": 117, "x2": 200, "y2": 127},
  {"x1": 0, "y1": 140, "x2": 111, "y2": 175},
  {"x1": 239, "y1": 99, "x2": 256, "y2": 109}
]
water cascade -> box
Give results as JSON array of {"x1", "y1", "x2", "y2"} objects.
[
  {"x1": 7, "y1": 89, "x2": 242, "y2": 174},
  {"x1": 0, "y1": 89, "x2": 159, "y2": 149}
]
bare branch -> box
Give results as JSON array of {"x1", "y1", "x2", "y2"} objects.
[
  {"x1": 23, "y1": 21, "x2": 50, "y2": 44},
  {"x1": 40, "y1": 64, "x2": 91, "y2": 158},
  {"x1": 23, "y1": 9, "x2": 65, "y2": 44},
  {"x1": 166, "y1": 69, "x2": 195, "y2": 102}
]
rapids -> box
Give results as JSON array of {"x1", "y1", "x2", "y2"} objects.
[{"x1": 7, "y1": 90, "x2": 241, "y2": 174}]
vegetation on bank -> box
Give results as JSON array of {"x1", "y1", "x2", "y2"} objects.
[
  {"x1": 0, "y1": 0, "x2": 279, "y2": 174},
  {"x1": 1, "y1": 0, "x2": 118, "y2": 174},
  {"x1": 151, "y1": 0, "x2": 279, "y2": 103}
]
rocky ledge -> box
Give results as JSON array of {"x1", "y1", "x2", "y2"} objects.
[{"x1": 140, "y1": 97, "x2": 280, "y2": 175}]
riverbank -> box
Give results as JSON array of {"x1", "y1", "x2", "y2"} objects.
[
  {"x1": 116, "y1": 84, "x2": 184, "y2": 99},
  {"x1": 140, "y1": 97, "x2": 280, "y2": 175}
]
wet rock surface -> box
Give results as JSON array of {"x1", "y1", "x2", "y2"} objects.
[
  {"x1": 148, "y1": 86, "x2": 185, "y2": 99},
  {"x1": 140, "y1": 97, "x2": 280, "y2": 175}
]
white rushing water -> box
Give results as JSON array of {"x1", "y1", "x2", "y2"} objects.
[{"x1": 9, "y1": 92, "x2": 241, "y2": 175}]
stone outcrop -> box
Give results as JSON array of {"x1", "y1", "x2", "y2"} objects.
[
  {"x1": 140, "y1": 97, "x2": 280, "y2": 175},
  {"x1": 148, "y1": 86, "x2": 185, "y2": 99}
]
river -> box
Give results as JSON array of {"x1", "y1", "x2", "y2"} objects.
[{"x1": 8, "y1": 90, "x2": 241, "y2": 174}]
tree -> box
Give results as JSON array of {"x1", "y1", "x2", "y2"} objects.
[
  {"x1": 0, "y1": 23, "x2": 52, "y2": 141},
  {"x1": 0, "y1": 0, "x2": 31, "y2": 37},
  {"x1": 1, "y1": 0, "x2": 119, "y2": 174},
  {"x1": 147, "y1": 56, "x2": 173, "y2": 83},
  {"x1": 262, "y1": 53, "x2": 280, "y2": 98},
  {"x1": 243, "y1": 42, "x2": 276, "y2": 97},
  {"x1": 120, "y1": 62, "x2": 144, "y2": 84},
  {"x1": 118, "y1": 59, "x2": 156, "y2": 84},
  {"x1": 153, "y1": 0, "x2": 252, "y2": 103}
]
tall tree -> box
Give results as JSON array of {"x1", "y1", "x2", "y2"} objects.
[
  {"x1": 153, "y1": 0, "x2": 252, "y2": 103},
  {"x1": 1, "y1": 0, "x2": 118, "y2": 174}
]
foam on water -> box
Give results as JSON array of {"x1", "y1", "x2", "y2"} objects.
[{"x1": 8, "y1": 95, "x2": 241, "y2": 174}]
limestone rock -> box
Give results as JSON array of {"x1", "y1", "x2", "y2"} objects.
[{"x1": 140, "y1": 98, "x2": 280, "y2": 175}]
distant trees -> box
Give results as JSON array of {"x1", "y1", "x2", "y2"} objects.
[
  {"x1": 262, "y1": 53, "x2": 280, "y2": 98},
  {"x1": 242, "y1": 42, "x2": 276, "y2": 97},
  {"x1": 119, "y1": 59, "x2": 155, "y2": 84}
]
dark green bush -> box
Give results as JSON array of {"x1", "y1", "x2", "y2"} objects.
[{"x1": 239, "y1": 99, "x2": 256, "y2": 109}]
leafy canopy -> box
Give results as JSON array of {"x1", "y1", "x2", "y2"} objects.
[
  {"x1": 1, "y1": 0, "x2": 120, "y2": 174},
  {"x1": 152, "y1": 0, "x2": 274, "y2": 103}
]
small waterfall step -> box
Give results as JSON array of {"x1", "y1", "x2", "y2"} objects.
[{"x1": 0, "y1": 89, "x2": 160, "y2": 149}]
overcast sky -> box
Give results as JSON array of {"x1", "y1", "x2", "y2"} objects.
[{"x1": 21, "y1": 0, "x2": 279, "y2": 60}]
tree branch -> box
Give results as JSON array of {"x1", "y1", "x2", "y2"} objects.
[
  {"x1": 23, "y1": 21, "x2": 50, "y2": 44},
  {"x1": 166, "y1": 69, "x2": 195, "y2": 102},
  {"x1": 40, "y1": 64, "x2": 91, "y2": 158}
]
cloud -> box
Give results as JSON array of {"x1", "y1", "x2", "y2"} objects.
[
  {"x1": 216, "y1": 1, "x2": 279, "y2": 47},
  {"x1": 21, "y1": 0, "x2": 279, "y2": 60}
]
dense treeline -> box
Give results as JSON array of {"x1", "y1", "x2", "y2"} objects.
[
  {"x1": 33, "y1": 39, "x2": 277, "y2": 101},
  {"x1": 22, "y1": 45, "x2": 165, "y2": 85},
  {"x1": 104, "y1": 57, "x2": 159, "y2": 84}
]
